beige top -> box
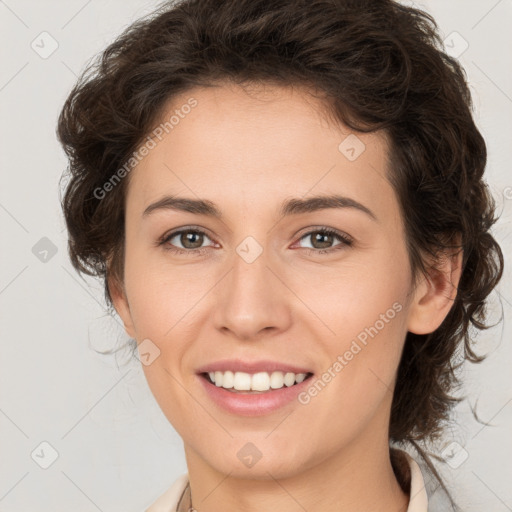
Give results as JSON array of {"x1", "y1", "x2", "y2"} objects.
[{"x1": 146, "y1": 449, "x2": 428, "y2": 512}]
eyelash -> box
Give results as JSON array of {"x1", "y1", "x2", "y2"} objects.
[{"x1": 157, "y1": 226, "x2": 353, "y2": 257}]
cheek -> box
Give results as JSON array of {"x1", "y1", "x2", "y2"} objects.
[
  {"x1": 297, "y1": 296, "x2": 408, "y2": 448},
  {"x1": 297, "y1": 252, "x2": 411, "y2": 399},
  {"x1": 122, "y1": 241, "x2": 208, "y2": 336},
  {"x1": 292, "y1": 254, "x2": 410, "y2": 339}
]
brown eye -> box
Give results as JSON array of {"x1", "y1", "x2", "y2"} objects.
[
  {"x1": 160, "y1": 229, "x2": 214, "y2": 253},
  {"x1": 309, "y1": 231, "x2": 335, "y2": 249},
  {"x1": 177, "y1": 231, "x2": 205, "y2": 249},
  {"x1": 297, "y1": 228, "x2": 352, "y2": 252}
]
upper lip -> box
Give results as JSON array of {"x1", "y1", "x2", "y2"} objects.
[{"x1": 196, "y1": 359, "x2": 313, "y2": 375}]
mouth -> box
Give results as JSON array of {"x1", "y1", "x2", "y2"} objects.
[
  {"x1": 195, "y1": 361, "x2": 316, "y2": 416},
  {"x1": 199, "y1": 370, "x2": 315, "y2": 394}
]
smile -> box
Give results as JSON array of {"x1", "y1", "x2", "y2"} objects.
[
  {"x1": 198, "y1": 371, "x2": 315, "y2": 416},
  {"x1": 204, "y1": 370, "x2": 311, "y2": 392}
]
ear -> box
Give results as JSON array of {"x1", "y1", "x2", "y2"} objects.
[
  {"x1": 406, "y1": 238, "x2": 464, "y2": 335},
  {"x1": 108, "y1": 273, "x2": 136, "y2": 339}
]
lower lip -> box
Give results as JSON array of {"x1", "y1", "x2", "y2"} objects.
[{"x1": 197, "y1": 373, "x2": 314, "y2": 416}]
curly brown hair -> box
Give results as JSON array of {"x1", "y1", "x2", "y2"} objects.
[{"x1": 56, "y1": 0, "x2": 504, "y2": 506}]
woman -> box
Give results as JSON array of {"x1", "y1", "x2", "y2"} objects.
[{"x1": 56, "y1": 0, "x2": 504, "y2": 510}]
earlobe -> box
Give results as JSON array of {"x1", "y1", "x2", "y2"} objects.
[
  {"x1": 406, "y1": 245, "x2": 463, "y2": 335},
  {"x1": 108, "y1": 275, "x2": 136, "y2": 339}
]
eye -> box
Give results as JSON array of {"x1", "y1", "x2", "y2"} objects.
[
  {"x1": 157, "y1": 226, "x2": 353, "y2": 256},
  {"x1": 158, "y1": 227, "x2": 215, "y2": 255},
  {"x1": 295, "y1": 227, "x2": 353, "y2": 255}
]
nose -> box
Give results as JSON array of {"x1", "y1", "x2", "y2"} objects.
[{"x1": 212, "y1": 243, "x2": 293, "y2": 340}]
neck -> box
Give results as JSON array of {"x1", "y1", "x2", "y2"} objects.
[{"x1": 183, "y1": 416, "x2": 409, "y2": 512}]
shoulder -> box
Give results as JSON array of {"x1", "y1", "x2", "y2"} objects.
[
  {"x1": 145, "y1": 473, "x2": 189, "y2": 512},
  {"x1": 391, "y1": 448, "x2": 429, "y2": 512}
]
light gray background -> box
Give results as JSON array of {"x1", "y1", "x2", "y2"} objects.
[{"x1": 0, "y1": 1, "x2": 511, "y2": 511}]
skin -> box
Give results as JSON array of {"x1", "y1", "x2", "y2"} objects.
[{"x1": 110, "y1": 82, "x2": 462, "y2": 512}]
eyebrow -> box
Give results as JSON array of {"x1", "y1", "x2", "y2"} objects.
[{"x1": 142, "y1": 194, "x2": 377, "y2": 221}]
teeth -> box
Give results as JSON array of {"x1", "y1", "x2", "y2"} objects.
[
  {"x1": 207, "y1": 370, "x2": 309, "y2": 391},
  {"x1": 222, "y1": 370, "x2": 234, "y2": 388},
  {"x1": 214, "y1": 371, "x2": 223, "y2": 387},
  {"x1": 283, "y1": 372, "x2": 295, "y2": 387},
  {"x1": 270, "y1": 371, "x2": 285, "y2": 389},
  {"x1": 233, "y1": 371, "x2": 251, "y2": 390},
  {"x1": 295, "y1": 373, "x2": 307, "y2": 383},
  {"x1": 252, "y1": 372, "x2": 270, "y2": 391}
]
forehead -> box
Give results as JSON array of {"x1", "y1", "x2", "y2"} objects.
[{"x1": 126, "y1": 82, "x2": 396, "y2": 221}]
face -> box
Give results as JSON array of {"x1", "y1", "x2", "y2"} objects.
[{"x1": 111, "y1": 82, "x2": 446, "y2": 480}]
